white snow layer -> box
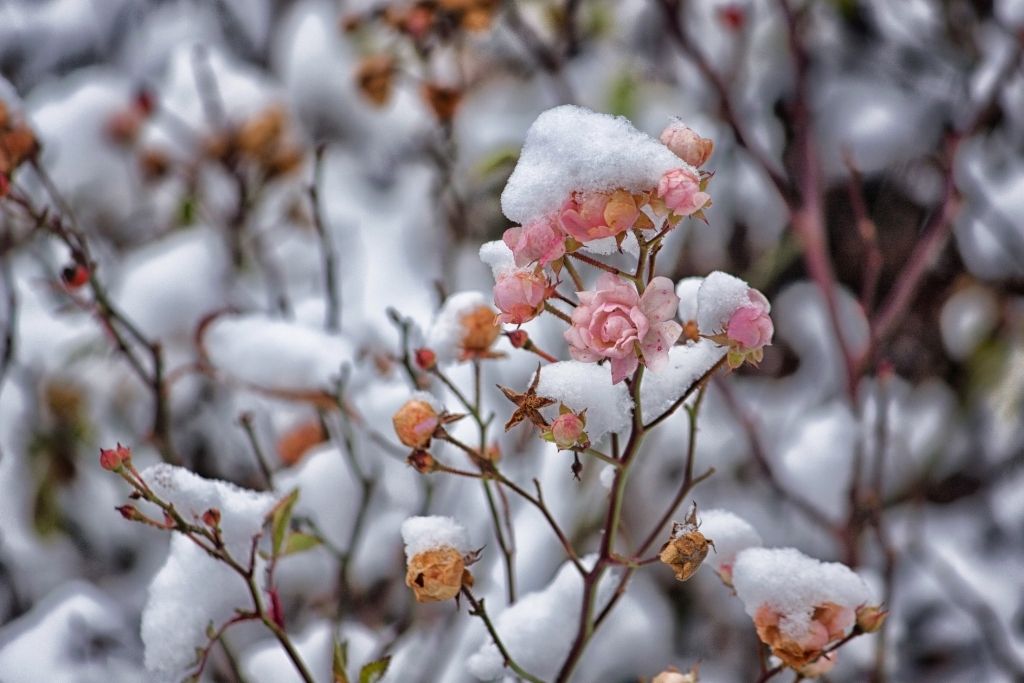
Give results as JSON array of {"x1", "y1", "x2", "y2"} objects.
[
  {"x1": 401, "y1": 515, "x2": 471, "y2": 558},
  {"x1": 536, "y1": 361, "x2": 633, "y2": 440},
  {"x1": 500, "y1": 105, "x2": 694, "y2": 225},
  {"x1": 699, "y1": 509, "x2": 763, "y2": 574}
]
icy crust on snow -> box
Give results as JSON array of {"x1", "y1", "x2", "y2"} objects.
[
  {"x1": 142, "y1": 536, "x2": 262, "y2": 676},
  {"x1": 139, "y1": 464, "x2": 276, "y2": 551},
  {"x1": 696, "y1": 271, "x2": 754, "y2": 335},
  {"x1": 204, "y1": 314, "x2": 352, "y2": 391},
  {"x1": 639, "y1": 340, "x2": 727, "y2": 421},
  {"x1": 698, "y1": 509, "x2": 762, "y2": 573},
  {"x1": 732, "y1": 547, "x2": 871, "y2": 640},
  {"x1": 426, "y1": 291, "x2": 494, "y2": 364},
  {"x1": 536, "y1": 361, "x2": 632, "y2": 440},
  {"x1": 500, "y1": 105, "x2": 694, "y2": 225},
  {"x1": 401, "y1": 515, "x2": 471, "y2": 558},
  {"x1": 466, "y1": 555, "x2": 615, "y2": 681}
]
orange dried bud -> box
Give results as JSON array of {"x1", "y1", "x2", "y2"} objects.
[
  {"x1": 356, "y1": 54, "x2": 397, "y2": 107},
  {"x1": 405, "y1": 547, "x2": 469, "y2": 602},
  {"x1": 99, "y1": 443, "x2": 132, "y2": 471},
  {"x1": 407, "y1": 449, "x2": 437, "y2": 473},
  {"x1": 0, "y1": 124, "x2": 38, "y2": 174},
  {"x1": 659, "y1": 508, "x2": 711, "y2": 582},
  {"x1": 138, "y1": 149, "x2": 170, "y2": 181},
  {"x1": 682, "y1": 319, "x2": 700, "y2": 343},
  {"x1": 414, "y1": 347, "x2": 437, "y2": 370},
  {"x1": 459, "y1": 305, "x2": 500, "y2": 355},
  {"x1": 236, "y1": 106, "x2": 287, "y2": 159},
  {"x1": 855, "y1": 604, "x2": 887, "y2": 633},
  {"x1": 393, "y1": 399, "x2": 440, "y2": 448},
  {"x1": 202, "y1": 508, "x2": 221, "y2": 528},
  {"x1": 277, "y1": 419, "x2": 327, "y2": 467},
  {"x1": 266, "y1": 145, "x2": 304, "y2": 178},
  {"x1": 421, "y1": 83, "x2": 462, "y2": 122}
]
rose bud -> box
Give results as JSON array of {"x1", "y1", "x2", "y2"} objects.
[
  {"x1": 415, "y1": 347, "x2": 437, "y2": 370},
  {"x1": 459, "y1": 304, "x2": 501, "y2": 356},
  {"x1": 392, "y1": 399, "x2": 440, "y2": 449},
  {"x1": 61, "y1": 264, "x2": 90, "y2": 289},
  {"x1": 660, "y1": 120, "x2": 714, "y2": 167},
  {"x1": 855, "y1": 605, "x2": 888, "y2": 633},
  {"x1": 658, "y1": 507, "x2": 712, "y2": 582}
]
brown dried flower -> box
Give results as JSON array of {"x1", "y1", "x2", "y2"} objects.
[
  {"x1": 659, "y1": 505, "x2": 712, "y2": 582},
  {"x1": 405, "y1": 546, "x2": 471, "y2": 602},
  {"x1": 459, "y1": 304, "x2": 501, "y2": 357},
  {"x1": 393, "y1": 399, "x2": 440, "y2": 449}
]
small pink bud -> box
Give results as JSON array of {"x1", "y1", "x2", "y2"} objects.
[
  {"x1": 202, "y1": 508, "x2": 221, "y2": 528},
  {"x1": 506, "y1": 329, "x2": 529, "y2": 348},
  {"x1": 502, "y1": 217, "x2": 565, "y2": 267},
  {"x1": 656, "y1": 168, "x2": 711, "y2": 217},
  {"x1": 725, "y1": 289, "x2": 774, "y2": 351},
  {"x1": 99, "y1": 443, "x2": 131, "y2": 471},
  {"x1": 115, "y1": 504, "x2": 140, "y2": 521},
  {"x1": 855, "y1": 605, "x2": 888, "y2": 633},
  {"x1": 659, "y1": 121, "x2": 714, "y2": 167},
  {"x1": 415, "y1": 347, "x2": 437, "y2": 370},
  {"x1": 549, "y1": 412, "x2": 586, "y2": 449},
  {"x1": 493, "y1": 269, "x2": 550, "y2": 325},
  {"x1": 407, "y1": 449, "x2": 437, "y2": 473}
]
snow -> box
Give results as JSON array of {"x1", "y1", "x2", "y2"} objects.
[
  {"x1": 204, "y1": 313, "x2": 353, "y2": 392},
  {"x1": 273, "y1": 444, "x2": 363, "y2": 551},
  {"x1": 732, "y1": 547, "x2": 871, "y2": 640},
  {"x1": 639, "y1": 341, "x2": 727, "y2": 421},
  {"x1": 401, "y1": 515, "x2": 471, "y2": 558},
  {"x1": 699, "y1": 509, "x2": 762, "y2": 574},
  {"x1": 695, "y1": 271, "x2": 752, "y2": 336},
  {"x1": 466, "y1": 555, "x2": 615, "y2": 681},
  {"x1": 0, "y1": 581, "x2": 141, "y2": 683},
  {"x1": 676, "y1": 276, "x2": 703, "y2": 322},
  {"x1": 479, "y1": 240, "x2": 516, "y2": 278},
  {"x1": 939, "y1": 284, "x2": 999, "y2": 360},
  {"x1": 500, "y1": 105, "x2": 696, "y2": 225},
  {"x1": 535, "y1": 361, "x2": 633, "y2": 440}
]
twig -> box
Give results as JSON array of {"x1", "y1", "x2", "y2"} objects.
[
  {"x1": 461, "y1": 586, "x2": 544, "y2": 683},
  {"x1": 310, "y1": 143, "x2": 341, "y2": 332}
]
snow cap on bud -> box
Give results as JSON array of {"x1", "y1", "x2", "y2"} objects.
[
  {"x1": 855, "y1": 605, "x2": 887, "y2": 633},
  {"x1": 545, "y1": 407, "x2": 588, "y2": 450},
  {"x1": 392, "y1": 397, "x2": 440, "y2": 449},
  {"x1": 99, "y1": 443, "x2": 132, "y2": 471},
  {"x1": 659, "y1": 505, "x2": 711, "y2": 582},
  {"x1": 660, "y1": 120, "x2": 714, "y2": 168},
  {"x1": 401, "y1": 516, "x2": 473, "y2": 603},
  {"x1": 414, "y1": 347, "x2": 437, "y2": 370},
  {"x1": 652, "y1": 666, "x2": 699, "y2": 683}
]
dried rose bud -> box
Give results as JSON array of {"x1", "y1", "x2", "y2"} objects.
[
  {"x1": 405, "y1": 546, "x2": 470, "y2": 602},
  {"x1": 659, "y1": 507, "x2": 711, "y2": 582},
  {"x1": 356, "y1": 54, "x2": 397, "y2": 107},
  {"x1": 682, "y1": 319, "x2": 700, "y2": 343},
  {"x1": 459, "y1": 305, "x2": 501, "y2": 355},
  {"x1": 99, "y1": 443, "x2": 132, "y2": 471},
  {"x1": 407, "y1": 449, "x2": 437, "y2": 473},
  {"x1": 0, "y1": 124, "x2": 38, "y2": 175},
  {"x1": 421, "y1": 83, "x2": 462, "y2": 123},
  {"x1": 393, "y1": 399, "x2": 440, "y2": 449},
  {"x1": 414, "y1": 347, "x2": 437, "y2": 370},
  {"x1": 61, "y1": 264, "x2": 90, "y2": 289},
  {"x1": 652, "y1": 665, "x2": 699, "y2": 683},
  {"x1": 138, "y1": 148, "x2": 170, "y2": 181},
  {"x1": 202, "y1": 508, "x2": 221, "y2": 528},
  {"x1": 105, "y1": 109, "x2": 143, "y2": 146},
  {"x1": 237, "y1": 106, "x2": 287, "y2": 159},
  {"x1": 277, "y1": 419, "x2": 326, "y2": 467},
  {"x1": 660, "y1": 120, "x2": 714, "y2": 168},
  {"x1": 855, "y1": 604, "x2": 887, "y2": 633},
  {"x1": 483, "y1": 443, "x2": 501, "y2": 463}
]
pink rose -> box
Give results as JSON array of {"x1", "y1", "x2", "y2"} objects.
[
  {"x1": 502, "y1": 217, "x2": 566, "y2": 267},
  {"x1": 726, "y1": 289, "x2": 773, "y2": 350},
  {"x1": 657, "y1": 168, "x2": 710, "y2": 217},
  {"x1": 659, "y1": 121, "x2": 714, "y2": 167},
  {"x1": 493, "y1": 269, "x2": 550, "y2": 325},
  {"x1": 564, "y1": 274, "x2": 682, "y2": 384},
  {"x1": 558, "y1": 189, "x2": 640, "y2": 242}
]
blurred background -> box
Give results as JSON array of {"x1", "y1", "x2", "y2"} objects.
[{"x1": 0, "y1": 0, "x2": 1023, "y2": 681}]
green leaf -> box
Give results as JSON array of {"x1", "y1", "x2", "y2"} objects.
[
  {"x1": 283, "y1": 532, "x2": 322, "y2": 556},
  {"x1": 269, "y1": 489, "x2": 300, "y2": 557},
  {"x1": 332, "y1": 638, "x2": 349, "y2": 683},
  {"x1": 358, "y1": 656, "x2": 391, "y2": 683}
]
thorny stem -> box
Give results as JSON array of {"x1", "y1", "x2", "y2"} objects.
[{"x1": 460, "y1": 586, "x2": 545, "y2": 683}]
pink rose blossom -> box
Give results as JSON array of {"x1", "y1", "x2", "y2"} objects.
[
  {"x1": 659, "y1": 121, "x2": 714, "y2": 167},
  {"x1": 502, "y1": 217, "x2": 566, "y2": 267},
  {"x1": 657, "y1": 167, "x2": 710, "y2": 217},
  {"x1": 726, "y1": 289, "x2": 774, "y2": 350},
  {"x1": 558, "y1": 189, "x2": 640, "y2": 242},
  {"x1": 493, "y1": 269, "x2": 550, "y2": 325},
  {"x1": 564, "y1": 273, "x2": 683, "y2": 384}
]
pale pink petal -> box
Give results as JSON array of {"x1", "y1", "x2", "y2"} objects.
[
  {"x1": 610, "y1": 354, "x2": 639, "y2": 384},
  {"x1": 640, "y1": 321, "x2": 682, "y2": 371},
  {"x1": 639, "y1": 277, "x2": 680, "y2": 321}
]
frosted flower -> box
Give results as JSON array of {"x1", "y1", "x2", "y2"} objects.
[
  {"x1": 723, "y1": 288, "x2": 774, "y2": 368},
  {"x1": 392, "y1": 399, "x2": 439, "y2": 449},
  {"x1": 401, "y1": 516, "x2": 473, "y2": 603},
  {"x1": 459, "y1": 304, "x2": 501, "y2": 358},
  {"x1": 558, "y1": 189, "x2": 641, "y2": 243},
  {"x1": 696, "y1": 272, "x2": 774, "y2": 368},
  {"x1": 659, "y1": 120, "x2": 714, "y2": 167},
  {"x1": 545, "y1": 408, "x2": 588, "y2": 450},
  {"x1": 502, "y1": 217, "x2": 566, "y2": 267},
  {"x1": 658, "y1": 506, "x2": 711, "y2": 582},
  {"x1": 753, "y1": 602, "x2": 851, "y2": 673},
  {"x1": 657, "y1": 168, "x2": 710, "y2": 217},
  {"x1": 493, "y1": 268, "x2": 550, "y2": 325},
  {"x1": 565, "y1": 274, "x2": 682, "y2": 384}
]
